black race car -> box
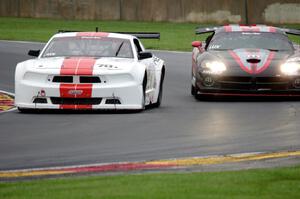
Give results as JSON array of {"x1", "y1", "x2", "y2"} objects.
[{"x1": 191, "y1": 24, "x2": 300, "y2": 98}]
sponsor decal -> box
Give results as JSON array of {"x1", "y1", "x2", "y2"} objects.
[
  {"x1": 0, "y1": 91, "x2": 15, "y2": 113},
  {"x1": 68, "y1": 90, "x2": 83, "y2": 95}
]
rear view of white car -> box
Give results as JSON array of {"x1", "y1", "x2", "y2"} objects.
[{"x1": 15, "y1": 31, "x2": 165, "y2": 111}]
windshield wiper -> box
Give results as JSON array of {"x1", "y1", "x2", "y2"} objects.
[{"x1": 115, "y1": 42, "x2": 124, "y2": 57}]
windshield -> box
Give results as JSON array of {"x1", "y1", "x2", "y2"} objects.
[
  {"x1": 208, "y1": 32, "x2": 294, "y2": 51},
  {"x1": 42, "y1": 36, "x2": 134, "y2": 58}
]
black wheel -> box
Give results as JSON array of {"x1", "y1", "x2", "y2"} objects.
[
  {"x1": 191, "y1": 84, "x2": 197, "y2": 96},
  {"x1": 152, "y1": 68, "x2": 165, "y2": 108},
  {"x1": 141, "y1": 72, "x2": 147, "y2": 110}
]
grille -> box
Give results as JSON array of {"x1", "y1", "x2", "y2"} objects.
[
  {"x1": 53, "y1": 76, "x2": 73, "y2": 83},
  {"x1": 105, "y1": 99, "x2": 121, "y2": 104},
  {"x1": 218, "y1": 82, "x2": 252, "y2": 90},
  {"x1": 256, "y1": 77, "x2": 290, "y2": 90},
  {"x1": 50, "y1": 97, "x2": 102, "y2": 105},
  {"x1": 80, "y1": 76, "x2": 101, "y2": 83},
  {"x1": 217, "y1": 76, "x2": 252, "y2": 90},
  {"x1": 256, "y1": 77, "x2": 289, "y2": 84},
  {"x1": 52, "y1": 76, "x2": 101, "y2": 83},
  {"x1": 216, "y1": 76, "x2": 291, "y2": 90},
  {"x1": 218, "y1": 76, "x2": 252, "y2": 83},
  {"x1": 33, "y1": 98, "x2": 47, "y2": 104}
]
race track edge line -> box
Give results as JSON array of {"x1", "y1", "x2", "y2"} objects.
[{"x1": 1, "y1": 150, "x2": 300, "y2": 179}]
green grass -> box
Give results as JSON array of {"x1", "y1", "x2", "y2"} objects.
[
  {"x1": 0, "y1": 17, "x2": 208, "y2": 51},
  {"x1": 1, "y1": 165, "x2": 300, "y2": 199},
  {"x1": 1, "y1": 17, "x2": 299, "y2": 51}
]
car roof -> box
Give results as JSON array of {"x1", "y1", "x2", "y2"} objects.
[
  {"x1": 216, "y1": 25, "x2": 284, "y2": 34},
  {"x1": 52, "y1": 32, "x2": 136, "y2": 40}
]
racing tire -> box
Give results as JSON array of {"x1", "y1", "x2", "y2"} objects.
[
  {"x1": 191, "y1": 84, "x2": 197, "y2": 96},
  {"x1": 152, "y1": 68, "x2": 165, "y2": 108},
  {"x1": 141, "y1": 72, "x2": 147, "y2": 110}
]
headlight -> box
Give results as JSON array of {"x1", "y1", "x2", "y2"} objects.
[
  {"x1": 280, "y1": 62, "x2": 300, "y2": 75},
  {"x1": 201, "y1": 61, "x2": 226, "y2": 74}
]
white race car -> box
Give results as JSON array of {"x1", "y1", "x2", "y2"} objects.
[{"x1": 15, "y1": 31, "x2": 165, "y2": 111}]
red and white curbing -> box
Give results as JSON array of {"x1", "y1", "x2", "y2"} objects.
[
  {"x1": 1, "y1": 150, "x2": 300, "y2": 179},
  {"x1": 0, "y1": 90, "x2": 16, "y2": 113}
]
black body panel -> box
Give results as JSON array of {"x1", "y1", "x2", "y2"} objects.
[{"x1": 192, "y1": 26, "x2": 300, "y2": 96}]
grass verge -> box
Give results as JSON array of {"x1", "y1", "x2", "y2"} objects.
[
  {"x1": 0, "y1": 17, "x2": 205, "y2": 51},
  {"x1": 1, "y1": 165, "x2": 300, "y2": 199},
  {"x1": 1, "y1": 17, "x2": 299, "y2": 51}
]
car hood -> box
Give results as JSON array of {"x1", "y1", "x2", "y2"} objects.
[
  {"x1": 25, "y1": 57, "x2": 137, "y2": 72},
  {"x1": 203, "y1": 49, "x2": 297, "y2": 76}
]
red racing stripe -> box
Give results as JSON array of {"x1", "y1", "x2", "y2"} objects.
[
  {"x1": 240, "y1": 26, "x2": 250, "y2": 31},
  {"x1": 60, "y1": 84, "x2": 93, "y2": 98},
  {"x1": 75, "y1": 58, "x2": 96, "y2": 75},
  {"x1": 229, "y1": 50, "x2": 253, "y2": 74},
  {"x1": 61, "y1": 58, "x2": 96, "y2": 75},
  {"x1": 59, "y1": 57, "x2": 96, "y2": 110},
  {"x1": 59, "y1": 104, "x2": 92, "y2": 109},
  {"x1": 224, "y1": 25, "x2": 232, "y2": 32},
  {"x1": 269, "y1": 27, "x2": 276, "y2": 32},
  {"x1": 60, "y1": 84, "x2": 76, "y2": 98},
  {"x1": 255, "y1": 52, "x2": 275, "y2": 74},
  {"x1": 59, "y1": 84, "x2": 93, "y2": 110},
  {"x1": 76, "y1": 32, "x2": 109, "y2": 37},
  {"x1": 250, "y1": 27, "x2": 260, "y2": 32},
  {"x1": 60, "y1": 58, "x2": 78, "y2": 75}
]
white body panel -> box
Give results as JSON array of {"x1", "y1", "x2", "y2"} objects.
[{"x1": 15, "y1": 32, "x2": 165, "y2": 110}]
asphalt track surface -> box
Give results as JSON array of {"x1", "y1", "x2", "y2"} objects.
[{"x1": 1, "y1": 41, "x2": 300, "y2": 171}]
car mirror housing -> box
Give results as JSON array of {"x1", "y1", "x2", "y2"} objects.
[
  {"x1": 192, "y1": 41, "x2": 202, "y2": 48},
  {"x1": 28, "y1": 50, "x2": 40, "y2": 57},
  {"x1": 139, "y1": 51, "x2": 153, "y2": 60}
]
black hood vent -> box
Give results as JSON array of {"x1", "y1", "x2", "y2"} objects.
[{"x1": 246, "y1": 58, "x2": 261, "y2": 64}]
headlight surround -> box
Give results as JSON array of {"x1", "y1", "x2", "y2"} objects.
[
  {"x1": 280, "y1": 62, "x2": 300, "y2": 76},
  {"x1": 201, "y1": 60, "x2": 227, "y2": 74}
]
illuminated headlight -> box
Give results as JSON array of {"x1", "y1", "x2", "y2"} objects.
[
  {"x1": 201, "y1": 61, "x2": 226, "y2": 74},
  {"x1": 280, "y1": 62, "x2": 300, "y2": 76}
]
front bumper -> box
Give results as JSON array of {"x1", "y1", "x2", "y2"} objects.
[
  {"x1": 196, "y1": 74, "x2": 300, "y2": 97},
  {"x1": 15, "y1": 81, "x2": 144, "y2": 110}
]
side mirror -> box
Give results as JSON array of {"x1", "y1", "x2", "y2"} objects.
[
  {"x1": 28, "y1": 50, "x2": 40, "y2": 57},
  {"x1": 192, "y1": 41, "x2": 202, "y2": 48},
  {"x1": 139, "y1": 51, "x2": 153, "y2": 60}
]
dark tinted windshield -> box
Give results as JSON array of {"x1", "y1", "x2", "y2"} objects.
[
  {"x1": 208, "y1": 32, "x2": 293, "y2": 51},
  {"x1": 42, "y1": 37, "x2": 133, "y2": 58}
]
